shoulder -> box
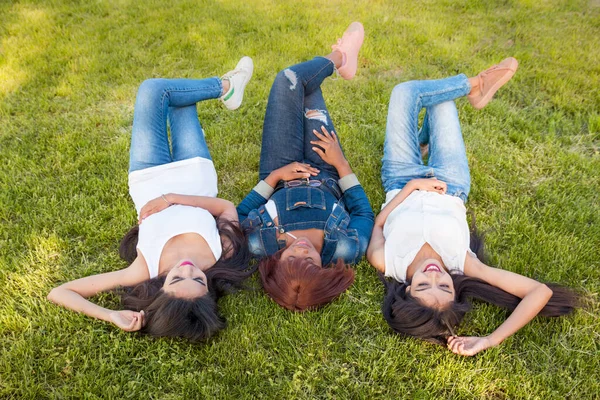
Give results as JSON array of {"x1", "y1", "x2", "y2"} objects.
[{"x1": 121, "y1": 256, "x2": 151, "y2": 285}]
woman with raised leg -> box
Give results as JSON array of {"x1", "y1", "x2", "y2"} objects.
[
  {"x1": 237, "y1": 23, "x2": 375, "y2": 311},
  {"x1": 367, "y1": 58, "x2": 578, "y2": 356},
  {"x1": 48, "y1": 58, "x2": 255, "y2": 341}
]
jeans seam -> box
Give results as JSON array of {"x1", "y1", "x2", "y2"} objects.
[
  {"x1": 159, "y1": 85, "x2": 221, "y2": 110},
  {"x1": 303, "y1": 59, "x2": 333, "y2": 89}
]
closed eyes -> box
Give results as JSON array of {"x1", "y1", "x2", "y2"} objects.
[
  {"x1": 415, "y1": 283, "x2": 452, "y2": 294},
  {"x1": 170, "y1": 276, "x2": 206, "y2": 286}
]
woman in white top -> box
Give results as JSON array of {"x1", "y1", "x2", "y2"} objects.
[
  {"x1": 48, "y1": 57, "x2": 255, "y2": 341},
  {"x1": 367, "y1": 58, "x2": 578, "y2": 356}
]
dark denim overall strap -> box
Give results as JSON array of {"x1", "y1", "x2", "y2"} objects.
[{"x1": 254, "y1": 204, "x2": 284, "y2": 256}]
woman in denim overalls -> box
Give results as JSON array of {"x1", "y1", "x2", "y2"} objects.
[{"x1": 237, "y1": 23, "x2": 374, "y2": 311}]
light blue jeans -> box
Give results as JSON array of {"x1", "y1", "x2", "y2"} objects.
[
  {"x1": 128, "y1": 77, "x2": 223, "y2": 173},
  {"x1": 381, "y1": 74, "x2": 472, "y2": 203}
]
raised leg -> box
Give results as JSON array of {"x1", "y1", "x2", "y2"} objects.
[
  {"x1": 381, "y1": 74, "x2": 471, "y2": 193},
  {"x1": 169, "y1": 105, "x2": 212, "y2": 162},
  {"x1": 258, "y1": 57, "x2": 335, "y2": 180},
  {"x1": 129, "y1": 77, "x2": 222, "y2": 173},
  {"x1": 301, "y1": 88, "x2": 342, "y2": 179},
  {"x1": 423, "y1": 101, "x2": 471, "y2": 201}
]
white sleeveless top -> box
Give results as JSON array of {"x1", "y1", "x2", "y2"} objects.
[
  {"x1": 382, "y1": 189, "x2": 471, "y2": 282},
  {"x1": 128, "y1": 157, "x2": 222, "y2": 279}
]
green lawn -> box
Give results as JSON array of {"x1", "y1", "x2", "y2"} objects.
[{"x1": 1, "y1": 0, "x2": 599, "y2": 398}]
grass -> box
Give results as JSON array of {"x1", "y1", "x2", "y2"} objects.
[{"x1": 1, "y1": 0, "x2": 599, "y2": 398}]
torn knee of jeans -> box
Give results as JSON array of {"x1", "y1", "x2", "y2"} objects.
[
  {"x1": 305, "y1": 109, "x2": 328, "y2": 125},
  {"x1": 283, "y1": 69, "x2": 297, "y2": 90}
]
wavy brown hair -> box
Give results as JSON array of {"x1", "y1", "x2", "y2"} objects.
[
  {"x1": 258, "y1": 250, "x2": 355, "y2": 312},
  {"x1": 118, "y1": 219, "x2": 254, "y2": 341},
  {"x1": 381, "y1": 227, "x2": 579, "y2": 345}
]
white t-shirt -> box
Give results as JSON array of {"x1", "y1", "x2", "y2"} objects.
[
  {"x1": 382, "y1": 189, "x2": 471, "y2": 282},
  {"x1": 128, "y1": 157, "x2": 222, "y2": 278}
]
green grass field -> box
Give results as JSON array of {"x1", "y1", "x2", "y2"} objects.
[{"x1": 1, "y1": 0, "x2": 599, "y2": 398}]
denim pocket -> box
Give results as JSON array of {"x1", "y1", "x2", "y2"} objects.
[
  {"x1": 240, "y1": 209, "x2": 262, "y2": 232},
  {"x1": 285, "y1": 187, "x2": 326, "y2": 211}
]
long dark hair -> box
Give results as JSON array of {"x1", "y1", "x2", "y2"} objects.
[
  {"x1": 118, "y1": 218, "x2": 255, "y2": 341},
  {"x1": 258, "y1": 250, "x2": 355, "y2": 312},
  {"x1": 381, "y1": 222, "x2": 579, "y2": 345}
]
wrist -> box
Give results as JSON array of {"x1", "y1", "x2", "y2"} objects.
[
  {"x1": 264, "y1": 172, "x2": 280, "y2": 188},
  {"x1": 335, "y1": 160, "x2": 352, "y2": 177},
  {"x1": 101, "y1": 308, "x2": 116, "y2": 322},
  {"x1": 406, "y1": 180, "x2": 419, "y2": 190},
  {"x1": 486, "y1": 334, "x2": 502, "y2": 347},
  {"x1": 374, "y1": 214, "x2": 387, "y2": 227},
  {"x1": 162, "y1": 193, "x2": 175, "y2": 205}
]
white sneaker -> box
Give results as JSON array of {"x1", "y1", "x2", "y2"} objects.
[{"x1": 220, "y1": 56, "x2": 253, "y2": 110}]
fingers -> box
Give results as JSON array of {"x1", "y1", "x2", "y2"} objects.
[
  {"x1": 312, "y1": 126, "x2": 335, "y2": 142},
  {"x1": 320, "y1": 125, "x2": 333, "y2": 140},
  {"x1": 128, "y1": 311, "x2": 144, "y2": 332},
  {"x1": 330, "y1": 130, "x2": 338, "y2": 142},
  {"x1": 312, "y1": 146, "x2": 326, "y2": 160},
  {"x1": 447, "y1": 336, "x2": 482, "y2": 356},
  {"x1": 127, "y1": 314, "x2": 138, "y2": 331},
  {"x1": 139, "y1": 210, "x2": 152, "y2": 224},
  {"x1": 427, "y1": 178, "x2": 447, "y2": 194},
  {"x1": 139, "y1": 210, "x2": 150, "y2": 224},
  {"x1": 438, "y1": 180, "x2": 448, "y2": 194},
  {"x1": 137, "y1": 310, "x2": 145, "y2": 330},
  {"x1": 447, "y1": 336, "x2": 466, "y2": 355},
  {"x1": 291, "y1": 162, "x2": 319, "y2": 176}
]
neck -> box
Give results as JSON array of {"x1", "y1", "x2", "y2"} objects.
[{"x1": 405, "y1": 243, "x2": 445, "y2": 280}]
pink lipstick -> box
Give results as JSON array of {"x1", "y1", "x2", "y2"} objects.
[{"x1": 423, "y1": 263, "x2": 441, "y2": 273}]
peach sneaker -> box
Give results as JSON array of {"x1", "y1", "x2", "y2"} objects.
[
  {"x1": 331, "y1": 22, "x2": 365, "y2": 80},
  {"x1": 467, "y1": 57, "x2": 518, "y2": 109}
]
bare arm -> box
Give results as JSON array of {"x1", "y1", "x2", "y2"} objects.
[
  {"x1": 366, "y1": 178, "x2": 446, "y2": 272},
  {"x1": 448, "y1": 254, "x2": 553, "y2": 356},
  {"x1": 47, "y1": 257, "x2": 149, "y2": 331},
  {"x1": 139, "y1": 195, "x2": 239, "y2": 223},
  {"x1": 366, "y1": 225, "x2": 386, "y2": 273}
]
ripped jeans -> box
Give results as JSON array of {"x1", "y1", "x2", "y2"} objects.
[{"x1": 259, "y1": 57, "x2": 342, "y2": 180}]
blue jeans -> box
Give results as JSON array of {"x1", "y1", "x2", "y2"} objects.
[
  {"x1": 128, "y1": 77, "x2": 223, "y2": 173},
  {"x1": 258, "y1": 57, "x2": 341, "y2": 180},
  {"x1": 381, "y1": 74, "x2": 472, "y2": 202}
]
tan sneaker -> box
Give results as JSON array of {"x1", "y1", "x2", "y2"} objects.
[{"x1": 467, "y1": 57, "x2": 518, "y2": 109}]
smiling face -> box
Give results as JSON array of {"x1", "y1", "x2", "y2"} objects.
[
  {"x1": 279, "y1": 237, "x2": 322, "y2": 267},
  {"x1": 406, "y1": 259, "x2": 455, "y2": 309},
  {"x1": 162, "y1": 260, "x2": 209, "y2": 299}
]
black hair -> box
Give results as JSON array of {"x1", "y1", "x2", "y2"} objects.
[
  {"x1": 118, "y1": 218, "x2": 254, "y2": 341},
  {"x1": 381, "y1": 218, "x2": 578, "y2": 345}
]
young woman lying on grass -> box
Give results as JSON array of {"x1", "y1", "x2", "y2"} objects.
[
  {"x1": 48, "y1": 58, "x2": 255, "y2": 341},
  {"x1": 236, "y1": 22, "x2": 374, "y2": 311},
  {"x1": 367, "y1": 58, "x2": 578, "y2": 356}
]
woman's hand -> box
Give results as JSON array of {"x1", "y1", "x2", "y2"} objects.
[
  {"x1": 311, "y1": 126, "x2": 349, "y2": 170},
  {"x1": 447, "y1": 336, "x2": 493, "y2": 356},
  {"x1": 409, "y1": 178, "x2": 447, "y2": 194},
  {"x1": 109, "y1": 310, "x2": 145, "y2": 332},
  {"x1": 265, "y1": 162, "x2": 320, "y2": 187},
  {"x1": 139, "y1": 195, "x2": 172, "y2": 223}
]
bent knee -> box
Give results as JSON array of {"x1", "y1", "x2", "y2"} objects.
[
  {"x1": 136, "y1": 79, "x2": 168, "y2": 98},
  {"x1": 274, "y1": 68, "x2": 298, "y2": 91}
]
